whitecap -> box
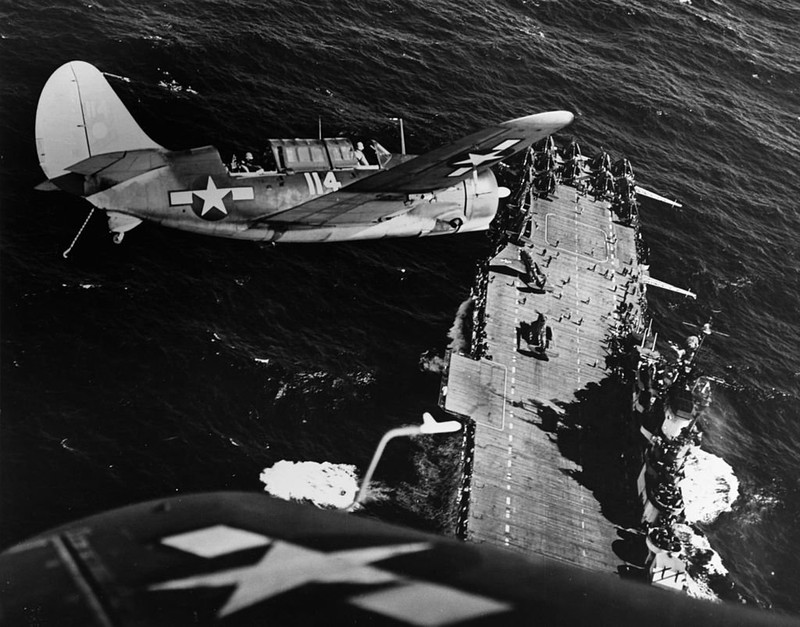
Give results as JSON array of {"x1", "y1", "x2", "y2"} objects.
[{"x1": 259, "y1": 460, "x2": 360, "y2": 509}]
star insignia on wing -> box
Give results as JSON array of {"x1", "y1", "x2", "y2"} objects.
[
  {"x1": 152, "y1": 534, "x2": 430, "y2": 618},
  {"x1": 447, "y1": 139, "x2": 522, "y2": 177}
]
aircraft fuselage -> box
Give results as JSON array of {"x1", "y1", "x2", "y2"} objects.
[{"x1": 87, "y1": 151, "x2": 500, "y2": 243}]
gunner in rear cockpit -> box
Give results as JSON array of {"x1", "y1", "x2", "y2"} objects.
[{"x1": 353, "y1": 142, "x2": 369, "y2": 166}]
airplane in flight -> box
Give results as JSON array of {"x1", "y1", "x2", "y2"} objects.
[{"x1": 35, "y1": 61, "x2": 574, "y2": 247}]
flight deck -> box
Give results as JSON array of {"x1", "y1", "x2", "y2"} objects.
[{"x1": 443, "y1": 179, "x2": 647, "y2": 572}]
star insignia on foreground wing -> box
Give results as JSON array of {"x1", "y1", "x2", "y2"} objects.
[
  {"x1": 151, "y1": 536, "x2": 431, "y2": 618},
  {"x1": 447, "y1": 139, "x2": 522, "y2": 177}
]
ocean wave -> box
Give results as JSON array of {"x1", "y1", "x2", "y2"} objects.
[
  {"x1": 735, "y1": 483, "x2": 783, "y2": 528},
  {"x1": 157, "y1": 68, "x2": 197, "y2": 95},
  {"x1": 679, "y1": 445, "x2": 740, "y2": 525},
  {"x1": 259, "y1": 460, "x2": 360, "y2": 509},
  {"x1": 273, "y1": 369, "x2": 376, "y2": 401}
]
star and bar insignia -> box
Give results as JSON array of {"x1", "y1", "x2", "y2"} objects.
[{"x1": 169, "y1": 177, "x2": 254, "y2": 221}]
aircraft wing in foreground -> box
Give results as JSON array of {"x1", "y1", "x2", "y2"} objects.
[
  {"x1": 2, "y1": 492, "x2": 797, "y2": 627},
  {"x1": 36, "y1": 61, "x2": 573, "y2": 246}
]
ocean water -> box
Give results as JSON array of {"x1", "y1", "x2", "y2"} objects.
[{"x1": 1, "y1": 0, "x2": 799, "y2": 617}]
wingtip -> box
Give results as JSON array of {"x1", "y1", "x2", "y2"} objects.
[{"x1": 503, "y1": 110, "x2": 574, "y2": 131}]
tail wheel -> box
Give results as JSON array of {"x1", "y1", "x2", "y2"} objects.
[
  {"x1": 449, "y1": 218, "x2": 463, "y2": 230},
  {"x1": 112, "y1": 232, "x2": 124, "y2": 244}
]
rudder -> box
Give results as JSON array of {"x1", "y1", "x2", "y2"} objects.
[{"x1": 35, "y1": 61, "x2": 164, "y2": 180}]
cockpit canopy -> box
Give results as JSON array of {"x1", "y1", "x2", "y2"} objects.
[{"x1": 267, "y1": 138, "x2": 359, "y2": 172}]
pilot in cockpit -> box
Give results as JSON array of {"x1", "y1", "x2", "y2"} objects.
[{"x1": 242, "y1": 152, "x2": 264, "y2": 173}]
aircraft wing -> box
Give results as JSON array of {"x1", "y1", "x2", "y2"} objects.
[
  {"x1": 1, "y1": 492, "x2": 796, "y2": 627},
  {"x1": 254, "y1": 189, "x2": 407, "y2": 228},
  {"x1": 349, "y1": 111, "x2": 574, "y2": 193},
  {"x1": 641, "y1": 275, "x2": 697, "y2": 299},
  {"x1": 252, "y1": 112, "x2": 574, "y2": 230},
  {"x1": 635, "y1": 185, "x2": 683, "y2": 208},
  {"x1": 489, "y1": 256, "x2": 527, "y2": 276}
]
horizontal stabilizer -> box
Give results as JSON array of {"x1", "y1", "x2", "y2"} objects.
[
  {"x1": 349, "y1": 111, "x2": 574, "y2": 194},
  {"x1": 36, "y1": 61, "x2": 164, "y2": 180},
  {"x1": 641, "y1": 275, "x2": 696, "y2": 299},
  {"x1": 67, "y1": 149, "x2": 168, "y2": 187}
]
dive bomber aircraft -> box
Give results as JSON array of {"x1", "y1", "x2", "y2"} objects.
[{"x1": 36, "y1": 61, "x2": 574, "y2": 245}]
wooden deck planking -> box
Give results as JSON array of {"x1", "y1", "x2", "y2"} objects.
[{"x1": 446, "y1": 183, "x2": 643, "y2": 573}]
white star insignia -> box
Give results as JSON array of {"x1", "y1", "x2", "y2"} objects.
[
  {"x1": 448, "y1": 139, "x2": 522, "y2": 177},
  {"x1": 168, "y1": 178, "x2": 255, "y2": 214},
  {"x1": 452, "y1": 152, "x2": 502, "y2": 168},
  {"x1": 193, "y1": 176, "x2": 231, "y2": 215},
  {"x1": 152, "y1": 536, "x2": 430, "y2": 618}
]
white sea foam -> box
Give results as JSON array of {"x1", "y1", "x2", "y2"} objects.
[
  {"x1": 448, "y1": 297, "x2": 473, "y2": 353},
  {"x1": 259, "y1": 460, "x2": 359, "y2": 509},
  {"x1": 674, "y1": 523, "x2": 728, "y2": 602},
  {"x1": 679, "y1": 445, "x2": 740, "y2": 525},
  {"x1": 419, "y1": 350, "x2": 446, "y2": 374}
]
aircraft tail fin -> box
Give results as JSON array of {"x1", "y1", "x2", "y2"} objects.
[{"x1": 35, "y1": 61, "x2": 164, "y2": 183}]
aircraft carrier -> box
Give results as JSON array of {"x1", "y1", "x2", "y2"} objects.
[{"x1": 439, "y1": 142, "x2": 702, "y2": 586}]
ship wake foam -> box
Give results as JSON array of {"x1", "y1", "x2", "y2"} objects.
[
  {"x1": 679, "y1": 445, "x2": 740, "y2": 525},
  {"x1": 447, "y1": 297, "x2": 473, "y2": 354},
  {"x1": 674, "y1": 523, "x2": 730, "y2": 602},
  {"x1": 259, "y1": 460, "x2": 361, "y2": 509},
  {"x1": 419, "y1": 350, "x2": 446, "y2": 374}
]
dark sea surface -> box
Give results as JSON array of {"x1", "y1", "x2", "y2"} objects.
[{"x1": 1, "y1": 0, "x2": 799, "y2": 617}]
